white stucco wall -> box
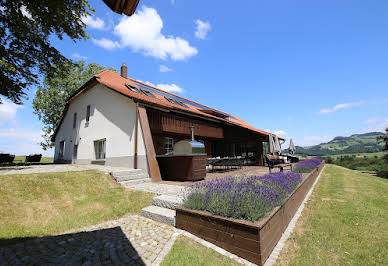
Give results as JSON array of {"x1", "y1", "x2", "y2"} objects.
[{"x1": 54, "y1": 84, "x2": 147, "y2": 171}]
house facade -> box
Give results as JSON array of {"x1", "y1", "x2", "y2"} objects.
[{"x1": 53, "y1": 64, "x2": 282, "y2": 181}]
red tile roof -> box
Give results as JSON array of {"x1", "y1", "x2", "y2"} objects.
[{"x1": 54, "y1": 70, "x2": 283, "y2": 140}]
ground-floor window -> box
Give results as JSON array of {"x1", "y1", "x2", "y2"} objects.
[
  {"x1": 165, "y1": 137, "x2": 174, "y2": 153},
  {"x1": 73, "y1": 144, "x2": 78, "y2": 160},
  {"x1": 59, "y1": 141, "x2": 65, "y2": 159},
  {"x1": 94, "y1": 139, "x2": 106, "y2": 159}
]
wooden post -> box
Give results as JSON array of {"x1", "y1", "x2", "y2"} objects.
[
  {"x1": 138, "y1": 106, "x2": 162, "y2": 182},
  {"x1": 134, "y1": 102, "x2": 138, "y2": 169}
]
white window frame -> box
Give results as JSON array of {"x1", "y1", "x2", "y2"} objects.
[
  {"x1": 94, "y1": 139, "x2": 106, "y2": 160},
  {"x1": 165, "y1": 137, "x2": 174, "y2": 153}
]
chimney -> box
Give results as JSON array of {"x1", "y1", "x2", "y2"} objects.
[
  {"x1": 120, "y1": 63, "x2": 127, "y2": 78},
  {"x1": 190, "y1": 126, "x2": 195, "y2": 141}
]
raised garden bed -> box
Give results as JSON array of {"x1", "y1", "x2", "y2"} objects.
[{"x1": 176, "y1": 161, "x2": 325, "y2": 265}]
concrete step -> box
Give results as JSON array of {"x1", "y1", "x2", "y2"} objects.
[
  {"x1": 111, "y1": 169, "x2": 149, "y2": 182},
  {"x1": 141, "y1": 206, "x2": 176, "y2": 226},
  {"x1": 119, "y1": 178, "x2": 150, "y2": 186},
  {"x1": 152, "y1": 195, "x2": 183, "y2": 210}
]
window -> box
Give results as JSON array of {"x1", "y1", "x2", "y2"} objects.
[
  {"x1": 165, "y1": 137, "x2": 174, "y2": 153},
  {"x1": 94, "y1": 139, "x2": 106, "y2": 159},
  {"x1": 142, "y1": 90, "x2": 155, "y2": 98},
  {"x1": 86, "y1": 105, "x2": 91, "y2": 123},
  {"x1": 73, "y1": 113, "x2": 77, "y2": 128},
  {"x1": 73, "y1": 144, "x2": 78, "y2": 160},
  {"x1": 164, "y1": 96, "x2": 187, "y2": 107},
  {"x1": 125, "y1": 83, "x2": 142, "y2": 94},
  {"x1": 59, "y1": 141, "x2": 65, "y2": 159}
]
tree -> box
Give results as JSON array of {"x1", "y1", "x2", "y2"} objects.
[
  {"x1": 0, "y1": 0, "x2": 93, "y2": 104},
  {"x1": 33, "y1": 61, "x2": 116, "y2": 150},
  {"x1": 377, "y1": 128, "x2": 388, "y2": 162}
]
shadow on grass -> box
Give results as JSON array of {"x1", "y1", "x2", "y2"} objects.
[{"x1": 0, "y1": 227, "x2": 145, "y2": 265}]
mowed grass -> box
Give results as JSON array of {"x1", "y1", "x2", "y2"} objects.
[
  {"x1": 13, "y1": 156, "x2": 54, "y2": 163},
  {"x1": 0, "y1": 170, "x2": 153, "y2": 241},
  {"x1": 161, "y1": 236, "x2": 241, "y2": 266},
  {"x1": 276, "y1": 165, "x2": 388, "y2": 265}
]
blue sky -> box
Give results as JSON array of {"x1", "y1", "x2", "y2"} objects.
[{"x1": 1, "y1": 0, "x2": 388, "y2": 156}]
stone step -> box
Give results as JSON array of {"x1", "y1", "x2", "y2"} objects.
[
  {"x1": 141, "y1": 206, "x2": 176, "y2": 226},
  {"x1": 111, "y1": 169, "x2": 149, "y2": 182},
  {"x1": 152, "y1": 195, "x2": 183, "y2": 210},
  {"x1": 119, "y1": 178, "x2": 150, "y2": 186}
]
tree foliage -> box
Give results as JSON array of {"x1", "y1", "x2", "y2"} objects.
[
  {"x1": 0, "y1": 0, "x2": 92, "y2": 103},
  {"x1": 33, "y1": 61, "x2": 116, "y2": 150},
  {"x1": 377, "y1": 128, "x2": 388, "y2": 162}
]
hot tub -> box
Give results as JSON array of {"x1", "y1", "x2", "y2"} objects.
[{"x1": 156, "y1": 140, "x2": 207, "y2": 181}]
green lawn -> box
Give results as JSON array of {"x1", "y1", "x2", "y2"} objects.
[
  {"x1": 276, "y1": 165, "x2": 388, "y2": 265},
  {"x1": 162, "y1": 236, "x2": 241, "y2": 266},
  {"x1": 13, "y1": 156, "x2": 54, "y2": 163},
  {"x1": 0, "y1": 170, "x2": 153, "y2": 243}
]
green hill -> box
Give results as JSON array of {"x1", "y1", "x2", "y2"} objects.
[{"x1": 291, "y1": 132, "x2": 387, "y2": 156}]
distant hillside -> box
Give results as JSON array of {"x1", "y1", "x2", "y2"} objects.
[{"x1": 288, "y1": 132, "x2": 387, "y2": 156}]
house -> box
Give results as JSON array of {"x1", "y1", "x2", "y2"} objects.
[{"x1": 53, "y1": 63, "x2": 283, "y2": 181}]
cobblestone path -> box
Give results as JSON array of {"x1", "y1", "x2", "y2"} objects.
[{"x1": 0, "y1": 215, "x2": 177, "y2": 265}]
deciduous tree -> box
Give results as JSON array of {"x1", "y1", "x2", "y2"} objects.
[
  {"x1": 0, "y1": 0, "x2": 93, "y2": 103},
  {"x1": 33, "y1": 61, "x2": 116, "y2": 150}
]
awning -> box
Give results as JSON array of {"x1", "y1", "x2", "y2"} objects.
[{"x1": 289, "y1": 138, "x2": 296, "y2": 154}]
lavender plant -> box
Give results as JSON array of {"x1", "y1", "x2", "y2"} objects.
[
  {"x1": 183, "y1": 172, "x2": 302, "y2": 221},
  {"x1": 292, "y1": 157, "x2": 324, "y2": 173}
]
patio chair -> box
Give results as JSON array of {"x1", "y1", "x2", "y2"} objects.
[{"x1": 264, "y1": 154, "x2": 293, "y2": 173}]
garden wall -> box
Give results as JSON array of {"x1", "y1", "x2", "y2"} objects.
[{"x1": 176, "y1": 162, "x2": 325, "y2": 265}]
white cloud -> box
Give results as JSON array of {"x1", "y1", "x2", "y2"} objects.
[
  {"x1": 141, "y1": 81, "x2": 184, "y2": 94},
  {"x1": 159, "y1": 65, "x2": 172, "y2": 72},
  {"x1": 92, "y1": 6, "x2": 197, "y2": 60},
  {"x1": 0, "y1": 98, "x2": 20, "y2": 124},
  {"x1": 71, "y1": 53, "x2": 88, "y2": 60},
  {"x1": 171, "y1": 0, "x2": 175, "y2": 4},
  {"x1": 295, "y1": 135, "x2": 334, "y2": 147},
  {"x1": 0, "y1": 127, "x2": 53, "y2": 156},
  {"x1": 195, "y1": 19, "x2": 211, "y2": 40},
  {"x1": 82, "y1": 15, "x2": 105, "y2": 29},
  {"x1": 20, "y1": 6, "x2": 32, "y2": 19},
  {"x1": 363, "y1": 117, "x2": 380, "y2": 124},
  {"x1": 318, "y1": 101, "x2": 365, "y2": 114},
  {"x1": 362, "y1": 118, "x2": 388, "y2": 133},
  {"x1": 274, "y1": 130, "x2": 288, "y2": 136},
  {"x1": 156, "y1": 83, "x2": 184, "y2": 93},
  {"x1": 92, "y1": 38, "x2": 120, "y2": 50}
]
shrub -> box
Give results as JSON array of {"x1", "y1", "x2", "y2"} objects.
[
  {"x1": 183, "y1": 172, "x2": 302, "y2": 222},
  {"x1": 377, "y1": 169, "x2": 388, "y2": 179},
  {"x1": 293, "y1": 157, "x2": 323, "y2": 173}
]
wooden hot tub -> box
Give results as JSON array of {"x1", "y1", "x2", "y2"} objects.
[{"x1": 156, "y1": 154, "x2": 207, "y2": 181}]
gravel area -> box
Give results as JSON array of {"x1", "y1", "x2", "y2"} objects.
[{"x1": 0, "y1": 164, "x2": 134, "y2": 175}]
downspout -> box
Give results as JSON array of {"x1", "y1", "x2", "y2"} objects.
[{"x1": 134, "y1": 102, "x2": 139, "y2": 169}]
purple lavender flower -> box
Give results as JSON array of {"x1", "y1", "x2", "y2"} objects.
[{"x1": 183, "y1": 171, "x2": 303, "y2": 221}]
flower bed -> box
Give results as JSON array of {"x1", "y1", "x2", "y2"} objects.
[
  {"x1": 292, "y1": 157, "x2": 324, "y2": 173},
  {"x1": 184, "y1": 172, "x2": 302, "y2": 221},
  {"x1": 176, "y1": 161, "x2": 325, "y2": 265}
]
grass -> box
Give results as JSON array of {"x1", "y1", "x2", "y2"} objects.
[
  {"x1": 276, "y1": 164, "x2": 388, "y2": 265},
  {"x1": 13, "y1": 156, "x2": 54, "y2": 163},
  {"x1": 0, "y1": 170, "x2": 153, "y2": 242},
  {"x1": 161, "y1": 236, "x2": 241, "y2": 266}
]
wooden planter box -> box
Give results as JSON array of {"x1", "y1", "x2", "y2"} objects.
[{"x1": 176, "y1": 162, "x2": 325, "y2": 265}]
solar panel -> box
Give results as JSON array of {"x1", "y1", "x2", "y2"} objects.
[
  {"x1": 125, "y1": 84, "x2": 142, "y2": 94},
  {"x1": 131, "y1": 80, "x2": 230, "y2": 117},
  {"x1": 142, "y1": 90, "x2": 155, "y2": 98},
  {"x1": 164, "y1": 96, "x2": 187, "y2": 107}
]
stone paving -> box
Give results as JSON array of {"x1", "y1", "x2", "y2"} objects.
[
  {"x1": 0, "y1": 164, "x2": 134, "y2": 175},
  {"x1": 0, "y1": 215, "x2": 177, "y2": 265}
]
